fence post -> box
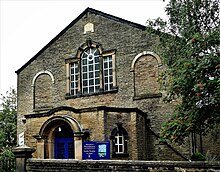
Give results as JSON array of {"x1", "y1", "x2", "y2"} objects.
[{"x1": 12, "y1": 145, "x2": 35, "y2": 172}]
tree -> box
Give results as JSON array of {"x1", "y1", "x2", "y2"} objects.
[
  {"x1": 0, "y1": 88, "x2": 17, "y2": 149},
  {"x1": 147, "y1": 0, "x2": 220, "y2": 146},
  {"x1": 0, "y1": 88, "x2": 17, "y2": 171}
]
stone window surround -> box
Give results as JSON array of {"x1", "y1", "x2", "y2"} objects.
[
  {"x1": 32, "y1": 70, "x2": 55, "y2": 111},
  {"x1": 130, "y1": 51, "x2": 162, "y2": 71},
  {"x1": 32, "y1": 70, "x2": 55, "y2": 87},
  {"x1": 130, "y1": 51, "x2": 163, "y2": 100},
  {"x1": 65, "y1": 41, "x2": 118, "y2": 99}
]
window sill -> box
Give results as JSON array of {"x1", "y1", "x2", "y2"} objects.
[
  {"x1": 133, "y1": 93, "x2": 162, "y2": 100},
  {"x1": 65, "y1": 87, "x2": 118, "y2": 99},
  {"x1": 112, "y1": 153, "x2": 129, "y2": 158}
]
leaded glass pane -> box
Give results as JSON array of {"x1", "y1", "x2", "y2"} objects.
[
  {"x1": 83, "y1": 66, "x2": 87, "y2": 72},
  {"x1": 88, "y1": 60, "x2": 93, "y2": 64},
  {"x1": 95, "y1": 64, "x2": 99, "y2": 70},
  {"x1": 95, "y1": 56, "x2": 99, "y2": 63},
  {"x1": 89, "y1": 65, "x2": 93, "y2": 71},
  {"x1": 89, "y1": 72, "x2": 94, "y2": 78},
  {"x1": 95, "y1": 86, "x2": 99, "y2": 92},
  {"x1": 95, "y1": 79, "x2": 100, "y2": 85},
  {"x1": 71, "y1": 68, "x2": 74, "y2": 74},
  {"x1": 83, "y1": 88, "x2": 88, "y2": 94},
  {"x1": 89, "y1": 86, "x2": 94, "y2": 93},
  {"x1": 104, "y1": 70, "x2": 108, "y2": 76},
  {"x1": 71, "y1": 82, "x2": 74, "y2": 88},
  {"x1": 89, "y1": 79, "x2": 94, "y2": 85},
  {"x1": 119, "y1": 137, "x2": 123, "y2": 143},
  {"x1": 119, "y1": 145, "x2": 123, "y2": 152},
  {"x1": 109, "y1": 69, "x2": 112, "y2": 74},
  {"x1": 104, "y1": 77, "x2": 108, "y2": 83},
  {"x1": 110, "y1": 83, "x2": 113, "y2": 89},
  {"x1": 104, "y1": 85, "x2": 108, "y2": 91},
  {"x1": 83, "y1": 73, "x2": 87, "y2": 79},
  {"x1": 82, "y1": 59, "x2": 87, "y2": 65},
  {"x1": 109, "y1": 61, "x2": 112, "y2": 68},
  {"x1": 95, "y1": 72, "x2": 99, "y2": 77},
  {"x1": 71, "y1": 76, "x2": 74, "y2": 81},
  {"x1": 104, "y1": 62, "x2": 107, "y2": 68},
  {"x1": 109, "y1": 76, "x2": 113, "y2": 82}
]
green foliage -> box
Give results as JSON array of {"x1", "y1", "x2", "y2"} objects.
[
  {"x1": 191, "y1": 152, "x2": 206, "y2": 161},
  {"x1": 0, "y1": 89, "x2": 17, "y2": 171},
  {"x1": 147, "y1": 0, "x2": 220, "y2": 144},
  {"x1": 0, "y1": 148, "x2": 15, "y2": 160},
  {"x1": 160, "y1": 113, "x2": 193, "y2": 144},
  {"x1": 0, "y1": 148, "x2": 16, "y2": 172},
  {"x1": 0, "y1": 88, "x2": 17, "y2": 149},
  {"x1": 205, "y1": 150, "x2": 219, "y2": 162}
]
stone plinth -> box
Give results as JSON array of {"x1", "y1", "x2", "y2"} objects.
[{"x1": 12, "y1": 145, "x2": 35, "y2": 172}]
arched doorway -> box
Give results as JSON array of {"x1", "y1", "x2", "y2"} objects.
[
  {"x1": 54, "y1": 124, "x2": 74, "y2": 159},
  {"x1": 36, "y1": 115, "x2": 83, "y2": 159}
]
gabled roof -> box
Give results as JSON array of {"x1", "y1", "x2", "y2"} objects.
[{"x1": 15, "y1": 7, "x2": 146, "y2": 74}]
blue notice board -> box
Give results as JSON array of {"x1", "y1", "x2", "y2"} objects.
[{"x1": 82, "y1": 141, "x2": 110, "y2": 160}]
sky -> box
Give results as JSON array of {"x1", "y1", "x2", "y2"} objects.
[{"x1": 0, "y1": 0, "x2": 169, "y2": 97}]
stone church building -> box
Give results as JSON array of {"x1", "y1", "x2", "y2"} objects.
[{"x1": 16, "y1": 8, "x2": 220, "y2": 160}]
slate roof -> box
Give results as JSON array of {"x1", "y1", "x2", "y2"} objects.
[{"x1": 15, "y1": 7, "x2": 146, "y2": 74}]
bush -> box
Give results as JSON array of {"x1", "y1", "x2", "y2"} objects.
[
  {"x1": 0, "y1": 148, "x2": 15, "y2": 172},
  {"x1": 191, "y1": 152, "x2": 206, "y2": 161}
]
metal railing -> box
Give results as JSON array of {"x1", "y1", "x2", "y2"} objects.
[{"x1": 0, "y1": 158, "x2": 16, "y2": 172}]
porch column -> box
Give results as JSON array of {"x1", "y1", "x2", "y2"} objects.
[
  {"x1": 34, "y1": 135, "x2": 46, "y2": 159},
  {"x1": 74, "y1": 133, "x2": 84, "y2": 160}
]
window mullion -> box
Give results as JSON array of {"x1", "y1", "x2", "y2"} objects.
[
  {"x1": 99, "y1": 55, "x2": 103, "y2": 91},
  {"x1": 86, "y1": 61, "x2": 89, "y2": 93},
  {"x1": 93, "y1": 62, "x2": 96, "y2": 92}
]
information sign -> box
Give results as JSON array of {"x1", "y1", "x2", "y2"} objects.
[{"x1": 82, "y1": 141, "x2": 110, "y2": 160}]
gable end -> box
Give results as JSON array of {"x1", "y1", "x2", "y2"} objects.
[{"x1": 15, "y1": 7, "x2": 146, "y2": 74}]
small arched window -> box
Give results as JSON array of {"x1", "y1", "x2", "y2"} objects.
[{"x1": 110, "y1": 123, "x2": 129, "y2": 158}]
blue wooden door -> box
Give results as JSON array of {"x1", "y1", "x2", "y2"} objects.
[
  {"x1": 54, "y1": 125, "x2": 74, "y2": 159},
  {"x1": 55, "y1": 137, "x2": 74, "y2": 159}
]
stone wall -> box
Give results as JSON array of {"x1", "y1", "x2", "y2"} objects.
[{"x1": 26, "y1": 159, "x2": 220, "y2": 172}]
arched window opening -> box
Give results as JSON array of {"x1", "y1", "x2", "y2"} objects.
[
  {"x1": 110, "y1": 123, "x2": 129, "y2": 158},
  {"x1": 81, "y1": 47, "x2": 101, "y2": 94},
  {"x1": 131, "y1": 51, "x2": 162, "y2": 99},
  {"x1": 33, "y1": 73, "x2": 53, "y2": 110}
]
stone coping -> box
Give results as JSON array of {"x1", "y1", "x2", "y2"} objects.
[{"x1": 27, "y1": 159, "x2": 220, "y2": 168}]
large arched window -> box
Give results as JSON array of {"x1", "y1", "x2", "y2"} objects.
[
  {"x1": 81, "y1": 47, "x2": 101, "y2": 94},
  {"x1": 65, "y1": 40, "x2": 117, "y2": 98}
]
